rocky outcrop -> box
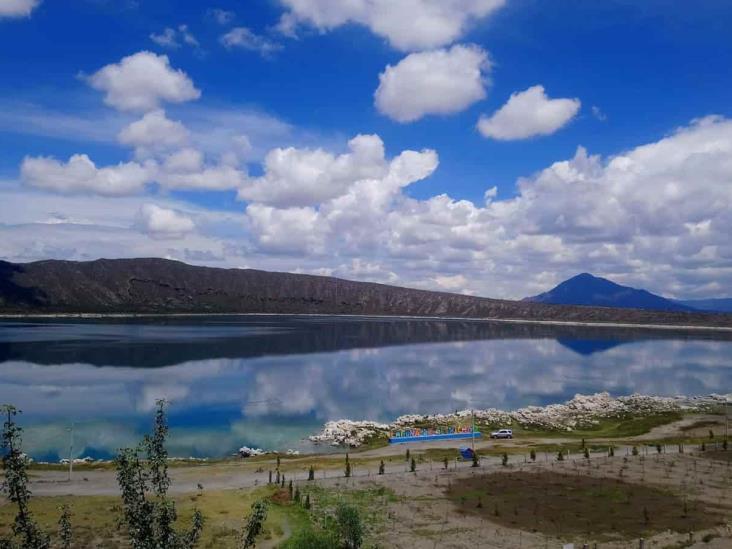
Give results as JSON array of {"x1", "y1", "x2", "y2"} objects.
[
  {"x1": 309, "y1": 392, "x2": 723, "y2": 447},
  {"x1": 1, "y1": 258, "x2": 732, "y2": 329}
]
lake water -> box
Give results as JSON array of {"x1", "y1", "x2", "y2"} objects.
[{"x1": 1, "y1": 315, "x2": 731, "y2": 461}]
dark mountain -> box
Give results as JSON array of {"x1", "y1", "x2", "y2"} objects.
[
  {"x1": 675, "y1": 298, "x2": 732, "y2": 313},
  {"x1": 1, "y1": 258, "x2": 731, "y2": 328},
  {"x1": 524, "y1": 273, "x2": 695, "y2": 312}
]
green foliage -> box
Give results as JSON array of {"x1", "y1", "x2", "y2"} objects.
[
  {"x1": 283, "y1": 528, "x2": 339, "y2": 548},
  {"x1": 1, "y1": 404, "x2": 51, "y2": 549},
  {"x1": 58, "y1": 505, "x2": 72, "y2": 549},
  {"x1": 304, "y1": 494, "x2": 311, "y2": 510},
  {"x1": 501, "y1": 453, "x2": 508, "y2": 467},
  {"x1": 471, "y1": 452, "x2": 479, "y2": 468},
  {"x1": 335, "y1": 504, "x2": 363, "y2": 549},
  {"x1": 240, "y1": 500, "x2": 268, "y2": 549},
  {"x1": 114, "y1": 400, "x2": 203, "y2": 549}
]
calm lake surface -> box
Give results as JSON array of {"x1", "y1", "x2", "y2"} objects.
[{"x1": 1, "y1": 315, "x2": 731, "y2": 461}]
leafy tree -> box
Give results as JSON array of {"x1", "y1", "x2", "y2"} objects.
[
  {"x1": 58, "y1": 505, "x2": 72, "y2": 549},
  {"x1": 115, "y1": 400, "x2": 203, "y2": 549},
  {"x1": 1, "y1": 404, "x2": 52, "y2": 549},
  {"x1": 240, "y1": 500, "x2": 268, "y2": 549},
  {"x1": 336, "y1": 504, "x2": 363, "y2": 549}
]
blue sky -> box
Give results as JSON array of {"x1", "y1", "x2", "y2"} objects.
[{"x1": 1, "y1": 0, "x2": 731, "y2": 299}]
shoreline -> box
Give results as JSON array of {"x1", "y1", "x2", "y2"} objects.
[{"x1": 2, "y1": 311, "x2": 732, "y2": 333}]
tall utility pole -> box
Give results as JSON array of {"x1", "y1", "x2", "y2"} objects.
[{"x1": 67, "y1": 422, "x2": 74, "y2": 482}]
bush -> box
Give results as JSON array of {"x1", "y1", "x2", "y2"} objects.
[
  {"x1": 240, "y1": 500, "x2": 268, "y2": 549},
  {"x1": 336, "y1": 504, "x2": 363, "y2": 549},
  {"x1": 284, "y1": 529, "x2": 340, "y2": 548}
]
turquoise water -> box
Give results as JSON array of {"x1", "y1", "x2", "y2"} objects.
[{"x1": 1, "y1": 316, "x2": 730, "y2": 460}]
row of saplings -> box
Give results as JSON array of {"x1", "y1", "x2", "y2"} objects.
[{"x1": 0, "y1": 402, "x2": 365, "y2": 549}]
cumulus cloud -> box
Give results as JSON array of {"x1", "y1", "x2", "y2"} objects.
[
  {"x1": 375, "y1": 44, "x2": 490, "y2": 123},
  {"x1": 478, "y1": 85, "x2": 581, "y2": 140},
  {"x1": 238, "y1": 134, "x2": 389, "y2": 207},
  {"x1": 277, "y1": 0, "x2": 506, "y2": 51},
  {"x1": 136, "y1": 203, "x2": 195, "y2": 238},
  {"x1": 9, "y1": 117, "x2": 732, "y2": 301},
  {"x1": 0, "y1": 0, "x2": 40, "y2": 18},
  {"x1": 20, "y1": 154, "x2": 151, "y2": 195},
  {"x1": 118, "y1": 109, "x2": 190, "y2": 154},
  {"x1": 86, "y1": 51, "x2": 201, "y2": 112},
  {"x1": 220, "y1": 27, "x2": 282, "y2": 57}
]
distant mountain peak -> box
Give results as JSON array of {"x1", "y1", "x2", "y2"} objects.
[{"x1": 525, "y1": 273, "x2": 695, "y2": 312}]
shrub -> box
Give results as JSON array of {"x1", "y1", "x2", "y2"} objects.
[
  {"x1": 336, "y1": 504, "x2": 363, "y2": 549},
  {"x1": 240, "y1": 500, "x2": 268, "y2": 549},
  {"x1": 283, "y1": 529, "x2": 339, "y2": 548}
]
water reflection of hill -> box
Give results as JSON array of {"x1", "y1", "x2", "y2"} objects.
[
  {"x1": 556, "y1": 339, "x2": 627, "y2": 355},
  {"x1": 1, "y1": 316, "x2": 731, "y2": 367}
]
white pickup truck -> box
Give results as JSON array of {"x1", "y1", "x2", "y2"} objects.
[{"x1": 490, "y1": 428, "x2": 513, "y2": 439}]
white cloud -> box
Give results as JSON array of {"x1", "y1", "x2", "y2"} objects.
[
  {"x1": 118, "y1": 109, "x2": 190, "y2": 154},
  {"x1": 136, "y1": 203, "x2": 195, "y2": 238},
  {"x1": 238, "y1": 134, "x2": 389, "y2": 207},
  {"x1": 151, "y1": 25, "x2": 199, "y2": 49},
  {"x1": 0, "y1": 0, "x2": 40, "y2": 18},
  {"x1": 86, "y1": 51, "x2": 201, "y2": 112},
  {"x1": 375, "y1": 44, "x2": 490, "y2": 123},
  {"x1": 477, "y1": 85, "x2": 581, "y2": 140},
  {"x1": 20, "y1": 154, "x2": 151, "y2": 195},
  {"x1": 150, "y1": 27, "x2": 179, "y2": 48},
  {"x1": 220, "y1": 27, "x2": 282, "y2": 57},
  {"x1": 8, "y1": 117, "x2": 732, "y2": 301},
  {"x1": 278, "y1": 0, "x2": 506, "y2": 51},
  {"x1": 208, "y1": 8, "x2": 234, "y2": 25}
]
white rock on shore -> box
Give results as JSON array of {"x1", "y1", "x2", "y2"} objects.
[{"x1": 309, "y1": 392, "x2": 722, "y2": 448}]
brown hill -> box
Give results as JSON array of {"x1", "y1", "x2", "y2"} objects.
[{"x1": 1, "y1": 258, "x2": 731, "y2": 328}]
